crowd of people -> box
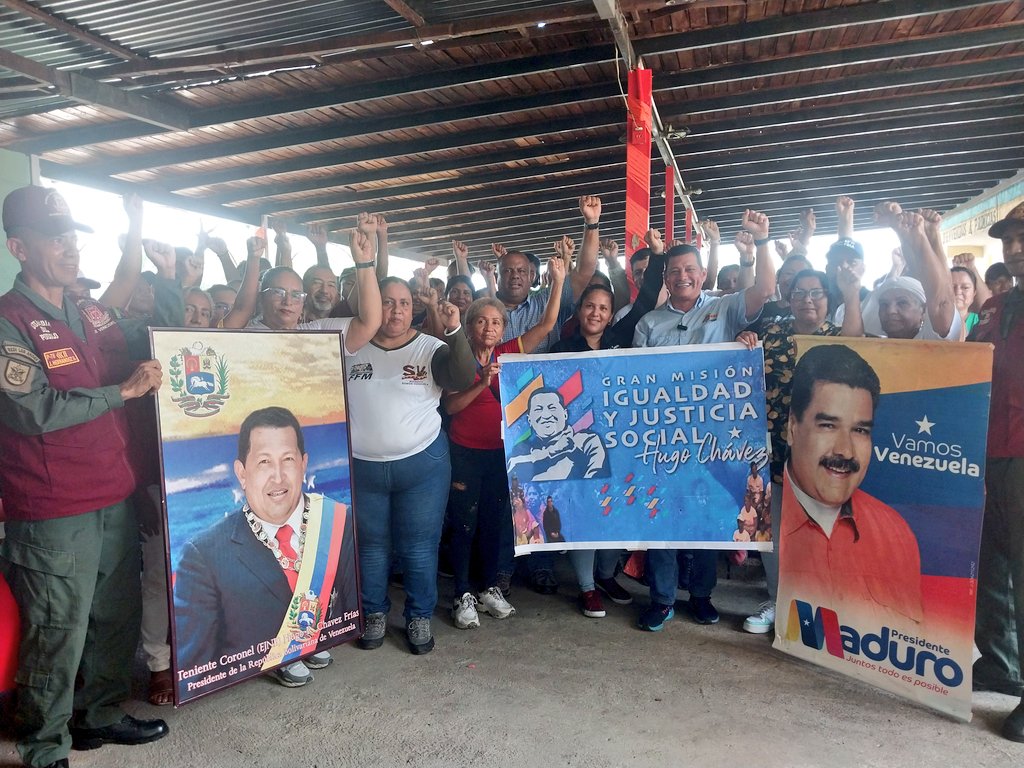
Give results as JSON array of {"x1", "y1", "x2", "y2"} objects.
[{"x1": 1, "y1": 181, "x2": 1023, "y2": 768}]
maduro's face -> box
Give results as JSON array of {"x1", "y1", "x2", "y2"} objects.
[{"x1": 788, "y1": 382, "x2": 874, "y2": 507}]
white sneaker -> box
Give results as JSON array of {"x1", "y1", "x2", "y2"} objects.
[
  {"x1": 452, "y1": 592, "x2": 480, "y2": 629},
  {"x1": 477, "y1": 586, "x2": 516, "y2": 619},
  {"x1": 743, "y1": 600, "x2": 776, "y2": 634}
]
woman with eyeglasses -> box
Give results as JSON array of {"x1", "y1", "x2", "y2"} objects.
[
  {"x1": 345, "y1": 276, "x2": 475, "y2": 655},
  {"x1": 241, "y1": 228, "x2": 382, "y2": 686},
  {"x1": 733, "y1": 267, "x2": 864, "y2": 636}
]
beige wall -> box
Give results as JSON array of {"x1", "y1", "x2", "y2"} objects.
[{"x1": 0, "y1": 149, "x2": 32, "y2": 293}]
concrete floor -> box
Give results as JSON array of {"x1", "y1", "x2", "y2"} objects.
[{"x1": 2, "y1": 560, "x2": 1021, "y2": 768}]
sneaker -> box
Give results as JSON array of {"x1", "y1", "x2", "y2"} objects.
[
  {"x1": 304, "y1": 650, "x2": 333, "y2": 669},
  {"x1": 688, "y1": 595, "x2": 720, "y2": 625},
  {"x1": 406, "y1": 617, "x2": 435, "y2": 655},
  {"x1": 595, "y1": 576, "x2": 633, "y2": 605},
  {"x1": 358, "y1": 612, "x2": 387, "y2": 650},
  {"x1": 637, "y1": 602, "x2": 675, "y2": 631},
  {"x1": 452, "y1": 592, "x2": 481, "y2": 629},
  {"x1": 743, "y1": 600, "x2": 776, "y2": 634},
  {"x1": 496, "y1": 570, "x2": 513, "y2": 596},
  {"x1": 530, "y1": 568, "x2": 558, "y2": 595},
  {"x1": 579, "y1": 589, "x2": 606, "y2": 618},
  {"x1": 272, "y1": 661, "x2": 313, "y2": 687},
  {"x1": 477, "y1": 586, "x2": 516, "y2": 619}
]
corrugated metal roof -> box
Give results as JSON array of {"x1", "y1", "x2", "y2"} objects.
[{"x1": 0, "y1": 0, "x2": 1020, "y2": 258}]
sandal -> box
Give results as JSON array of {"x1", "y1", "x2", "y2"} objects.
[{"x1": 147, "y1": 668, "x2": 174, "y2": 706}]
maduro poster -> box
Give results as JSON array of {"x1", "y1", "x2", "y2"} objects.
[
  {"x1": 498, "y1": 344, "x2": 770, "y2": 554},
  {"x1": 151, "y1": 330, "x2": 362, "y2": 705},
  {"x1": 773, "y1": 337, "x2": 992, "y2": 721}
]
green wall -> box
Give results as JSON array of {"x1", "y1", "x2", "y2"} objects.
[{"x1": 0, "y1": 149, "x2": 32, "y2": 293}]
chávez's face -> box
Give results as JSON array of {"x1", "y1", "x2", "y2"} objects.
[
  {"x1": 234, "y1": 426, "x2": 308, "y2": 526},
  {"x1": 527, "y1": 392, "x2": 568, "y2": 440},
  {"x1": 787, "y1": 382, "x2": 873, "y2": 507}
]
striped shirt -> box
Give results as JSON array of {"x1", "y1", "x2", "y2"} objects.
[{"x1": 500, "y1": 281, "x2": 575, "y2": 354}]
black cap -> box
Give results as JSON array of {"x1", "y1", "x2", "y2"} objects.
[{"x1": 3, "y1": 185, "x2": 92, "y2": 237}]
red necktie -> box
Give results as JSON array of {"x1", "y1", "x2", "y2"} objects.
[{"x1": 276, "y1": 524, "x2": 299, "y2": 591}]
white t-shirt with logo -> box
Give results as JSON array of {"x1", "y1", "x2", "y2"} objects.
[{"x1": 344, "y1": 332, "x2": 445, "y2": 461}]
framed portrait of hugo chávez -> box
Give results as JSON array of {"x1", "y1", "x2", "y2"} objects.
[{"x1": 150, "y1": 329, "x2": 362, "y2": 705}]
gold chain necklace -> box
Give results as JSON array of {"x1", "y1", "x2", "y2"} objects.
[{"x1": 244, "y1": 496, "x2": 309, "y2": 572}]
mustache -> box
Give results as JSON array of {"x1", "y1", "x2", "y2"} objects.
[{"x1": 819, "y1": 455, "x2": 860, "y2": 474}]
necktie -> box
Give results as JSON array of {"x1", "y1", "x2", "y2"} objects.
[{"x1": 276, "y1": 524, "x2": 299, "y2": 591}]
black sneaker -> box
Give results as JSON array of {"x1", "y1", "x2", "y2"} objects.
[
  {"x1": 688, "y1": 595, "x2": 720, "y2": 625},
  {"x1": 595, "y1": 576, "x2": 633, "y2": 605},
  {"x1": 529, "y1": 568, "x2": 558, "y2": 595}
]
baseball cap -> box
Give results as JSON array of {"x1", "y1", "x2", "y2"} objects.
[
  {"x1": 826, "y1": 237, "x2": 864, "y2": 262},
  {"x1": 2, "y1": 185, "x2": 93, "y2": 237},
  {"x1": 989, "y1": 201, "x2": 1024, "y2": 239}
]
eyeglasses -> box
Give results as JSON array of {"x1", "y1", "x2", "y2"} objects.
[
  {"x1": 213, "y1": 302, "x2": 232, "y2": 312},
  {"x1": 790, "y1": 288, "x2": 827, "y2": 302},
  {"x1": 262, "y1": 287, "x2": 307, "y2": 303}
]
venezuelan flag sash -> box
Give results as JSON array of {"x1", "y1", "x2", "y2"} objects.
[{"x1": 261, "y1": 493, "x2": 346, "y2": 670}]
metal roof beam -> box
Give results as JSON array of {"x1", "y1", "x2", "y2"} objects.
[
  {"x1": 11, "y1": 47, "x2": 616, "y2": 155},
  {"x1": 198, "y1": 86, "x2": 1022, "y2": 201},
  {"x1": 0, "y1": 49, "x2": 189, "y2": 131},
  {"x1": 0, "y1": 0, "x2": 146, "y2": 62},
  {"x1": 87, "y1": 3, "x2": 599, "y2": 79},
  {"x1": 85, "y1": 52, "x2": 1024, "y2": 178},
  {"x1": 633, "y1": 0, "x2": 1006, "y2": 56},
  {"x1": 246, "y1": 106, "x2": 1022, "y2": 219}
]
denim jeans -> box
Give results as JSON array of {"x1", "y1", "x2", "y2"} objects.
[
  {"x1": 448, "y1": 442, "x2": 510, "y2": 596},
  {"x1": 352, "y1": 432, "x2": 450, "y2": 620},
  {"x1": 646, "y1": 549, "x2": 718, "y2": 606},
  {"x1": 569, "y1": 549, "x2": 623, "y2": 592}
]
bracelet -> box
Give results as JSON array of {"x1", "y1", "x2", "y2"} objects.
[
  {"x1": 740, "y1": 260, "x2": 755, "y2": 268},
  {"x1": 584, "y1": 222, "x2": 600, "y2": 230},
  {"x1": 354, "y1": 261, "x2": 375, "y2": 269},
  {"x1": 753, "y1": 237, "x2": 770, "y2": 246},
  {"x1": 444, "y1": 323, "x2": 463, "y2": 337}
]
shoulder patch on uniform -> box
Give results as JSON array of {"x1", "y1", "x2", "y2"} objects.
[
  {"x1": 1, "y1": 341, "x2": 40, "y2": 363},
  {"x1": 1, "y1": 356, "x2": 35, "y2": 393}
]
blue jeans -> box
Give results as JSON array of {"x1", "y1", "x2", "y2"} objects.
[
  {"x1": 647, "y1": 549, "x2": 718, "y2": 606},
  {"x1": 569, "y1": 549, "x2": 622, "y2": 592},
  {"x1": 353, "y1": 432, "x2": 450, "y2": 620}
]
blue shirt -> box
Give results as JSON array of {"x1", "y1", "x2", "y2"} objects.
[
  {"x1": 633, "y1": 289, "x2": 757, "y2": 348},
  {"x1": 500, "y1": 280, "x2": 575, "y2": 354}
]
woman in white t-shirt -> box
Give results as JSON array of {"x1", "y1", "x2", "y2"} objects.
[{"x1": 345, "y1": 277, "x2": 475, "y2": 656}]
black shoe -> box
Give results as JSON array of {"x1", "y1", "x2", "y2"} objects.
[
  {"x1": 688, "y1": 595, "x2": 720, "y2": 625},
  {"x1": 1002, "y1": 699, "x2": 1024, "y2": 742},
  {"x1": 596, "y1": 576, "x2": 633, "y2": 605},
  {"x1": 39, "y1": 760, "x2": 69, "y2": 768},
  {"x1": 70, "y1": 714, "x2": 169, "y2": 750},
  {"x1": 530, "y1": 569, "x2": 558, "y2": 595}
]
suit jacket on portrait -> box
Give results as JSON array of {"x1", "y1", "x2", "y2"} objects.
[{"x1": 173, "y1": 498, "x2": 358, "y2": 692}]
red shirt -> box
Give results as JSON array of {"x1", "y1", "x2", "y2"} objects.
[
  {"x1": 448, "y1": 337, "x2": 522, "y2": 451},
  {"x1": 969, "y1": 290, "x2": 1024, "y2": 457},
  {"x1": 779, "y1": 477, "x2": 923, "y2": 624}
]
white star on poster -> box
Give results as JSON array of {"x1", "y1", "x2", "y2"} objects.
[
  {"x1": 915, "y1": 415, "x2": 935, "y2": 435},
  {"x1": 729, "y1": 427, "x2": 742, "y2": 439}
]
